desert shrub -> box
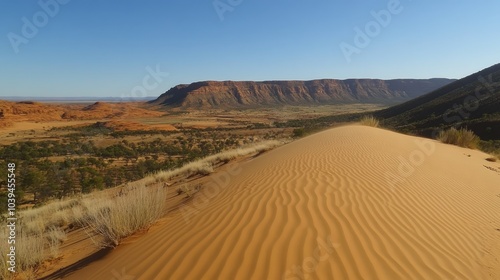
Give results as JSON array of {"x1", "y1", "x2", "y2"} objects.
[
  {"x1": 359, "y1": 116, "x2": 380, "y2": 127},
  {"x1": 80, "y1": 186, "x2": 166, "y2": 248},
  {"x1": 438, "y1": 127, "x2": 480, "y2": 149}
]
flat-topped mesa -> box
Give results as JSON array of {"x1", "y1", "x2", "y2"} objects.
[{"x1": 151, "y1": 78, "x2": 455, "y2": 108}]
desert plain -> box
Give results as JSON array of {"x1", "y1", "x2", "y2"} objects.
[{"x1": 0, "y1": 95, "x2": 498, "y2": 280}]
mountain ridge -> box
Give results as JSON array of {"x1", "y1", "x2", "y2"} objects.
[
  {"x1": 375, "y1": 63, "x2": 500, "y2": 140},
  {"x1": 151, "y1": 78, "x2": 455, "y2": 108}
]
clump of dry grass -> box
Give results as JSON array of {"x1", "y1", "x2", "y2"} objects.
[
  {"x1": 359, "y1": 116, "x2": 380, "y2": 127},
  {"x1": 19, "y1": 197, "x2": 81, "y2": 236},
  {"x1": 0, "y1": 226, "x2": 66, "y2": 278},
  {"x1": 79, "y1": 186, "x2": 166, "y2": 248},
  {"x1": 438, "y1": 127, "x2": 480, "y2": 149},
  {"x1": 0, "y1": 238, "x2": 13, "y2": 280},
  {"x1": 180, "y1": 161, "x2": 214, "y2": 176},
  {"x1": 45, "y1": 227, "x2": 68, "y2": 258},
  {"x1": 0, "y1": 198, "x2": 75, "y2": 277}
]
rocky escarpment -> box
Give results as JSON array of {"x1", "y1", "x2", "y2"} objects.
[{"x1": 151, "y1": 79, "x2": 455, "y2": 108}]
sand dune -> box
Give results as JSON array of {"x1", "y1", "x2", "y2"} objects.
[{"x1": 61, "y1": 125, "x2": 500, "y2": 279}]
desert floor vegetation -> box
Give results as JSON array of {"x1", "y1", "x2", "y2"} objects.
[
  {"x1": 0, "y1": 140, "x2": 284, "y2": 278},
  {"x1": 0, "y1": 118, "x2": 291, "y2": 208}
]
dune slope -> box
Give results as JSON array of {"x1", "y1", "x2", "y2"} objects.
[{"x1": 62, "y1": 126, "x2": 500, "y2": 280}]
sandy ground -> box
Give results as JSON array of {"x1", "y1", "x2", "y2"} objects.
[
  {"x1": 0, "y1": 120, "x2": 95, "y2": 133},
  {"x1": 51, "y1": 126, "x2": 499, "y2": 279}
]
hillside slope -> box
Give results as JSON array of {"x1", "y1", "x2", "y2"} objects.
[
  {"x1": 375, "y1": 64, "x2": 500, "y2": 140},
  {"x1": 151, "y1": 79, "x2": 454, "y2": 108}
]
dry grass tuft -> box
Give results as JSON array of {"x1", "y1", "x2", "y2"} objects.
[
  {"x1": 359, "y1": 116, "x2": 380, "y2": 127},
  {"x1": 79, "y1": 186, "x2": 166, "y2": 248},
  {"x1": 19, "y1": 197, "x2": 81, "y2": 236},
  {"x1": 0, "y1": 227, "x2": 63, "y2": 278},
  {"x1": 0, "y1": 199, "x2": 73, "y2": 278},
  {"x1": 438, "y1": 127, "x2": 480, "y2": 149}
]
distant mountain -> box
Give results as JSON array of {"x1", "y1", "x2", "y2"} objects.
[
  {"x1": 0, "y1": 96, "x2": 155, "y2": 102},
  {"x1": 375, "y1": 64, "x2": 500, "y2": 140},
  {"x1": 151, "y1": 79, "x2": 455, "y2": 108}
]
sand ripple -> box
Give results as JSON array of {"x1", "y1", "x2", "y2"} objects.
[{"x1": 65, "y1": 126, "x2": 500, "y2": 280}]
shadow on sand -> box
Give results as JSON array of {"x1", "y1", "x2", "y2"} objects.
[{"x1": 40, "y1": 247, "x2": 113, "y2": 280}]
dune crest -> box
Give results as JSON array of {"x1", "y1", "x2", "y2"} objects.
[{"x1": 64, "y1": 125, "x2": 500, "y2": 279}]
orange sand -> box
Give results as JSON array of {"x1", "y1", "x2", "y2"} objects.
[{"x1": 60, "y1": 126, "x2": 500, "y2": 279}]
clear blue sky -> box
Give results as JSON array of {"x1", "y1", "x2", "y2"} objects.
[{"x1": 1, "y1": 0, "x2": 499, "y2": 98}]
